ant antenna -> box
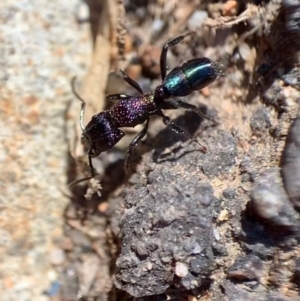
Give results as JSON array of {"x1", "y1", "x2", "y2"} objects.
[
  {"x1": 71, "y1": 76, "x2": 86, "y2": 132},
  {"x1": 69, "y1": 77, "x2": 97, "y2": 188}
]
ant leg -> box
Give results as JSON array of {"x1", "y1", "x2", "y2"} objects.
[
  {"x1": 160, "y1": 32, "x2": 194, "y2": 81},
  {"x1": 167, "y1": 99, "x2": 218, "y2": 125},
  {"x1": 106, "y1": 94, "x2": 131, "y2": 101},
  {"x1": 119, "y1": 69, "x2": 143, "y2": 94},
  {"x1": 68, "y1": 154, "x2": 96, "y2": 187},
  {"x1": 88, "y1": 155, "x2": 95, "y2": 178},
  {"x1": 71, "y1": 76, "x2": 86, "y2": 131},
  {"x1": 157, "y1": 111, "x2": 207, "y2": 152},
  {"x1": 125, "y1": 119, "x2": 150, "y2": 172}
]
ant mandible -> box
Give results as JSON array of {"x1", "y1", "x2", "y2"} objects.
[{"x1": 71, "y1": 32, "x2": 223, "y2": 185}]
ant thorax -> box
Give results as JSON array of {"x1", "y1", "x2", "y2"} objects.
[{"x1": 111, "y1": 95, "x2": 157, "y2": 128}]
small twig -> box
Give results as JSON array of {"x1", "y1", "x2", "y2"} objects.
[
  {"x1": 116, "y1": 0, "x2": 127, "y2": 62},
  {"x1": 203, "y1": 4, "x2": 261, "y2": 29}
]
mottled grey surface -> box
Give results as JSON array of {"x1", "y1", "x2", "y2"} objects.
[
  {"x1": 281, "y1": 115, "x2": 300, "y2": 209},
  {"x1": 116, "y1": 177, "x2": 215, "y2": 297},
  {"x1": 251, "y1": 168, "x2": 300, "y2": 227},
  {"x1": 0, "y1": 0, "x2": 90, "y2": 300},
  {"x1": 115, "y1": 126, "x2": 237, "y2": 298},
  {"x1": 227, "y1": 254, "x2": 263, "y2": 281}
]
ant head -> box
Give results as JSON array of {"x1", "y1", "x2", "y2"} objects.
[{"x1": 81, "y1": 111, "x2": 125, "y2": 157}]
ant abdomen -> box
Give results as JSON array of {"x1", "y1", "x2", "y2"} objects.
[{"x1": 163, "y1": 57, "x2": 221, "y2": 97}]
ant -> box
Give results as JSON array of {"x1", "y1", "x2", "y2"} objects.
[{"x1": 71, "y1": 32, "x2": 223, "y2": 185}]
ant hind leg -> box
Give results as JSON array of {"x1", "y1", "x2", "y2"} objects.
[
  {"x1": 157, "y1": 111, "x2": 207, "y2": 153},
  {"x1": 160, "y1": 32, "x2": 194, "y2": 81},
  {"x1": 167, "y1": 99, "x2": 218, "y2": 125}
]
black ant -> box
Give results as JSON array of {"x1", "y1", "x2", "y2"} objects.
[{"x1": 71, "y1": 32, "x2": 223, "y2": 185}]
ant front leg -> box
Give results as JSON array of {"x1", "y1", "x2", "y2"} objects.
[
  {"x1": 88, "y1": 154, "x2": 95, "y2": 178},
  {"x1": 125, "y1": 119, "x2": 150, "y2": 172},
  {"x1": 157, "y1": 111, "x2": 207, "y2": 152},
  {"x1": 160, "y1": 32, "x2": 194, "y2": 81},
  {"x1": 68, "y1": 153, "x2": 96, "y2": 187},
  {"x1": 119, "y1": 69, "x2": 144, "y2": 94},
  {"x1": 167, "y1": 99, "x2": 218, "y2": 125}
]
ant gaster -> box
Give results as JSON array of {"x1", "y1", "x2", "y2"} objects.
[{"x1": 71, "y1": 32, "x2": 223, "y2": 185}]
